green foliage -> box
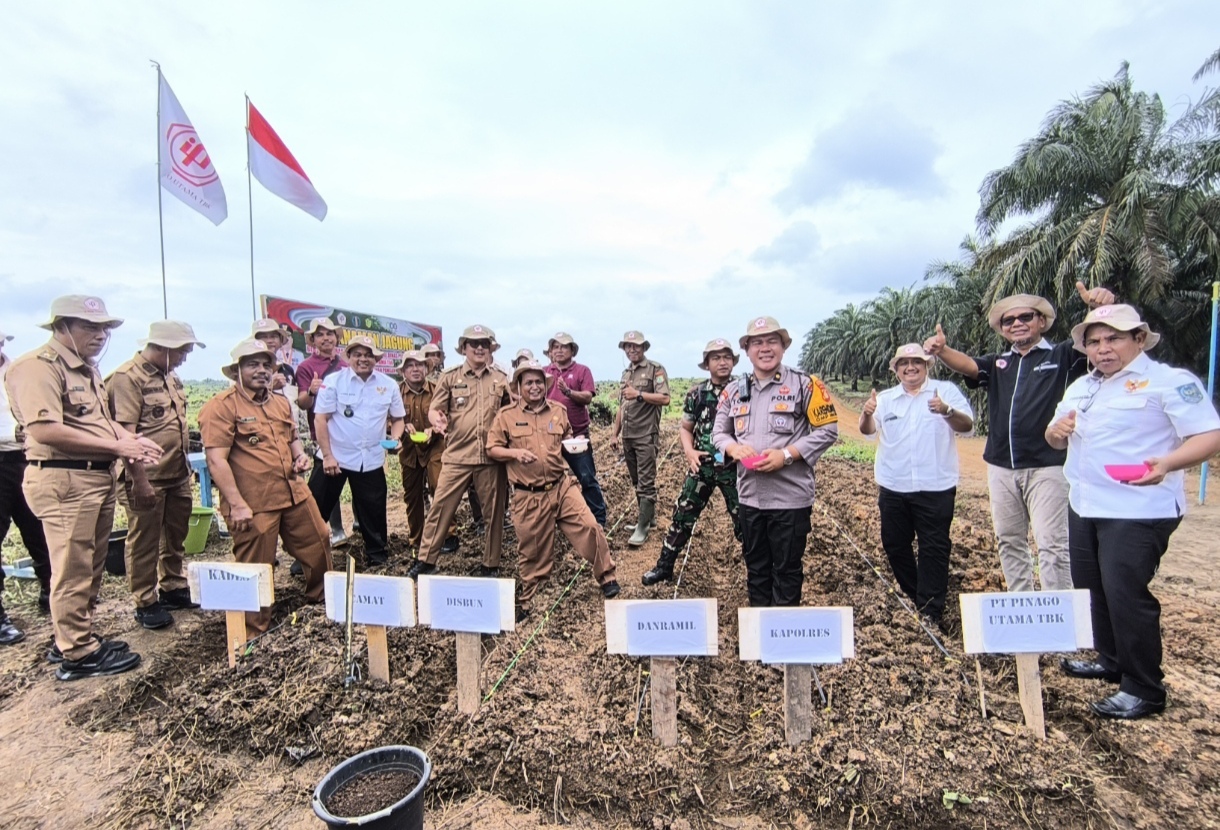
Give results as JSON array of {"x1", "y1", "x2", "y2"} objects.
[
  {"x1": 824, "y1": 437, "x2": 876, "y2": 464},
  {"x1": 183, "y1": 378, "x2": 228, "y2": 431}
]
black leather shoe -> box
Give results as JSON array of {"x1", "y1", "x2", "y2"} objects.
[
  {"x1": 159, "y1": 587, "x2": 201, "y2": 610},
  {"x1": 601, "y1": 581, "x2": 622, "y2": 599},
  {"x1": 472, "y1": 565, "x2": 500, "y2": 578},
  {"x1": 1061, "y1": 658, "x2": 1122, "y2": 682},
  {"x1": 56, "y1": 646, "x2": 141, "y2": 681},
  {"x1": 440, "y1": 535, "x2": 460, "y2": 554},
  {"x1": 135, "y1": 602, "x2": 174, "y2": 630},
  {"x1": 289, "y1": 559, "x2": 304, "y2": 577},
  {"x1": 406, "y1": 561, "x2": 437, "y2": 580},
  {"x1": 1089, "y1": 691, "x2": 1166, "y2": 720},
  {"x1": 641, "y1": 565, "x2": 673, "y2": 586},
  {"x1": 48, "y1": 635, "x2": 129, "y2": 665},
  {"x1": 0, "y1": 615, "x2": 24, "y2": 646}
]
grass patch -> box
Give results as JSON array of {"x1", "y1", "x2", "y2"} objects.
[{"x1": 825, "y1": 436, "x2": 875, "y2": 464}]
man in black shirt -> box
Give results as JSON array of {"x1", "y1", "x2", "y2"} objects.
[{"x1": 924, "y1": 281, "x2": 1112, "y2": 593}]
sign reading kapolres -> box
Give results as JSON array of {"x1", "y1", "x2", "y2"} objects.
[{"x1": 261, "y1": 295, "x2": 442, "y2": 373}]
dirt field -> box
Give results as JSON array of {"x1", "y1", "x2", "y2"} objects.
[{"x1": 2, "y1": 402, "x2": 1218, "y2": 829}]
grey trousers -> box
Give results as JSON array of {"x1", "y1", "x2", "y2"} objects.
[{"x1": 986, "y1": 464, "x2": 1072, "y2": 592}]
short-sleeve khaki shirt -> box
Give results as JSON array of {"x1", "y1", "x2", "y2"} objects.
[
  {"x1": 105, "y1": 354, "x2": 190, "y2": 483},
  {"x1": 198, "y1": 386, "x2": 310, "y2": 514},
  {"x1": 430, "y1": 362, "x2": 511, "y2": 465},
  {"x1": 398, "y1": 378, "x2": 445, "y2": 468},
  {"x1": 619, "y1": 358, "x2": 669, "y2": 440},
  {"x1": 4, "y1": 338, "x2": 122, "y2": 462},
  {"x1": 487, "y1": 400, "x2": 572, "y2": 488}
]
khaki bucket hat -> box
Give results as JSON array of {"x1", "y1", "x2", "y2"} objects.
[
  {"x1": 304, "y1": 317, "x2": 341, "y2": 340},
  {"x1": 513, "y1": 348, "x2": 535, "y2": 366},
  {"x1": 421, "y1": 343, "x2": 442, "y2": 356},
  {"x1": 455, "y1": 324, "x2": 499, "y2": 354},
  {"x1": 511, "y1": 360, "x2": 555, "y2": 390},
  {"x1": 888, "y1": 343, "x2": 935, "y2": 372},
  {"x1": 698, "y1": 338, "x2": 740, "y2": 370},
  {"x1": 250, "y1": 318, "x2": 291, "y2": 345},
  {"x1": 618, "y1": 330, "x2": 650, "y2": 351},
  {"x1": 548, "y1": 332, "x2": 579, "y2": 356},
  {"x1": 344, "y1": 334, "x2": 385, "y2": 358},
  {"x1": 222, "y1": 338, "x2": 276, "y2": 381},
  {"x1": 399, "y1": 349, "x2": 427, "y2": 367},
  {"x1": 1070, "y1": 304, "x2": 1161, "y2": 353},
  {"x1": 140, "y1": 320, "x2": 206, "y2": 350},
  {"x1": 987, "y1": 294, "x2": 1055, "y2": 334},
  {"x1": 739, "y1": 316, "x2": 791, "y2": 350},
  {"x1": 38, "y1": 295, "x2": 123, "y2": 330}
]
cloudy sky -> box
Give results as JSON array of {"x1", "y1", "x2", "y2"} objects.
[{"x1": 2, "y1": 2, "x2": 1217, "y2": 381}]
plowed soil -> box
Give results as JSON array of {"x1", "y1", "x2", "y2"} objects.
[{"x1": 1, "y1": 409, "x2": 1218, "y2": 829}]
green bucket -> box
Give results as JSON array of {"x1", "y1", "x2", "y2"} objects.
[{"x1": 185, "y1": 506, "x2": 215, "y2": 554}]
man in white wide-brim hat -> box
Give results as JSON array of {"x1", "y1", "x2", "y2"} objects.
[
  {"x1": 924, "y1": 281, "x2": 1113, "y2": 596},
  {"x1": 1046, "y1": 304, "x2": 1220, "y2": 720},
  {"x1": 611, "y1": 330, "x2": 671, "y2": 547},
  {"x1": 6, "y1": 295, "x2": 162, "y2": 680},
  {"x1": 105, "y1": 321, "x2": 207, "y2": 632}
]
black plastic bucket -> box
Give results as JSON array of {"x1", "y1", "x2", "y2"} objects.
[{"x1": 312, "y1": 745, "x2": 430, "y2": 829}]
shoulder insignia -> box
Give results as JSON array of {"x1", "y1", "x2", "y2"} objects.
[
  {"x1": 1177, "y1": 383, "x2": 1205, "y2": 404},
  {"x1": 37, "y1": 350, "x2": 57, "y2": 362}
]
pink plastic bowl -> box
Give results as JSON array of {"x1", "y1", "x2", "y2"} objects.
[
  {"x1": 1105, "y1": 464, "x2": 1150, "y2": 482},
  {"x1": 741, "y1": 455, "x2": 768, "y2": 470}
]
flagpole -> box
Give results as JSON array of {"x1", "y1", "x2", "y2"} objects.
[
  {"x1": 245, "y1": 94, "x2": 257, "y2": 320},
  {"x1": 153, "y1": 61, "x2": 168, "y2": 319}
]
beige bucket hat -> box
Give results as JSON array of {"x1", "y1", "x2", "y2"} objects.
[
  {"x1": 739, "y1": 316, "x2": 792, "y2": 350},
  {"x1": 38, "y1": 295, "x2": 123, "y2": 330},
  {"x1": 140, "y1": 320, "x2": 206, "y2": 350},
  {"x1": 618, "y1": 330, "x2": 650, "y2": 351},
  {"x1": 221, "y1": 338, "x2": 276, "y2": 381},
  {"x1": 304, "y1": 317, "x2": 341, "y2": 340},
  {"x1": 343, "y1": 334, "x2": 384, "y2": 358},
  {"x1": 547, "y1": 331, "x2": 579, "y2": 356},
  {"x1": 1070, "y1": 304, "x2": 1161, "y2": 353},
  {"x1": 987, "y1": 294, "x2": 1055, "y2": 334},
  {"x1": 888, "y1": 343, "x2": 935, "y2": 372},
  {"x1": 698, "y1": 338, "x2": 740, "y2": 370},
  {"x1": 511, "y1": 359, "x2": 555, "y2": 390},
  {"x1": 250, "y1": 318, "x2": 291, "y2": 345},
  {"x1": 399, "y1": 349, "x2": 427, "y2": 367},
  {"x1": 455, "y1": 324, "x2": 499, "y2": 354},
  {"x1": 513, "y1": 348, "x2": 535, "y2": 366},
  {"x1": 421, "y1": 343, "x2": 442, "y2": 356}
]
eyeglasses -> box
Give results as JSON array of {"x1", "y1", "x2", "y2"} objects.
[
  {"x1": 1000, "y1": 311, "x2": 1040, "y2": 328},
  {"x1": 1078, "y1": 376, "x2": 1102, "y2": 413}
]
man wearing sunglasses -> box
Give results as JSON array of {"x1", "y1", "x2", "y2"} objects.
[{"x1": 924, "y1": 282, "x2": 1111, "y2": 595}]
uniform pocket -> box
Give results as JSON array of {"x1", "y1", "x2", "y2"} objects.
[
  {"x1": 65, "y1": 390, "x2": 95, "y2": 417},
  {"x1": 768, "y1": 412, "x2": 796, "y2": 434}
]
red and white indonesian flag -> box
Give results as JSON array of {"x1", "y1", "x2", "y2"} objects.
[
  {"x1": 247, "y1": 101, "x2": 328, "y2": 221},
  {"x1": 158, "y1": 72, "x2": 228, "y2": 225}
]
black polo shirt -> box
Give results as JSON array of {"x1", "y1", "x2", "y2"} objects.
[{"x1": 966, "y1": 339, "x2": 1087, "y2": 469}]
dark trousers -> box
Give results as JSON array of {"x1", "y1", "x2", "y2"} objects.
[
  {"x1": 562, "y1": 445, "x2": 608, "y2": 526},
  {"x1": 308, "y1": 457, "x2": 346, "y2": 532},
  {"x1": 738, "y1": 504, "x2": 811, "y2": 607},
  {"x1": 0, "y1": 453, "x2": 51, "y2": 596},
  {"x1": 878, "y1": 486, "x2": 955, "y2": 620},
  {"x1": 1069, "y1": 509, "x2": 1179, "y2": 703},
  {"x1": 310, "y1": 466, "x2": 389, "y2": 561}
]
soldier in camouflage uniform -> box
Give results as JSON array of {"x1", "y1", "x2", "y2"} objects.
[{"x1": 642, "y1": 339, "x2": 742, "y2": 585}]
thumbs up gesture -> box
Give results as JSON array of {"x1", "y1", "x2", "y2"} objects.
[
  {"x1": 928, "y1": 389, "x2": 949, "y2": 416},
  {"x1": 1047, "y1": 409, "x2": 1077, "y2": 443},
  {"x1": 1076, "y1": 281, "x2": 1115, "y2": 309},
  {"x1": 923, "y1": 323, "x2": 946, "y2": 356},
  {"x1": 862, "y1": 388, "x2": 878, "y2": 416}
]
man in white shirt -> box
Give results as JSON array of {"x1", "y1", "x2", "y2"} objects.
[
  {"x1": 1047, "y1": 304, "x2": 1220, "y2": 720},
  {"x1": 860, "y1": 344, "x2": 973, "y2": 626},
  {"x1": 314, "y1": 336, "x2": 406, "y2": 567}
]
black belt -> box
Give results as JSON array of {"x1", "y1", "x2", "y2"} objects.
[
  {"x1": 31, "y1": 459, "x2": 114, "y2": 471},
  {"x1": 0, "y1": 450, "x2": 26, "y2": 463},
  {"x1": 514, "y1": 479, "x2": 563, "y2": 493}
]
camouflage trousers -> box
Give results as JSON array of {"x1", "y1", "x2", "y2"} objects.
[{"x1": 660, "y1": 462, "x2": 741, "y2": 556}]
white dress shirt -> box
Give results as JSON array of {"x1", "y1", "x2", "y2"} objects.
[
  {"x1": 0, "y1": 355, "x2": 22, "y2": 451},
  {"x1": 870, "y1": 379, "x2": 973, "y2": 493},
  {"x1": 1055, "y1": 352, "x2": 1220, "y2": 519},
  {"x1": 315, "y1": 368, "x2": 406, "y2": 472}
]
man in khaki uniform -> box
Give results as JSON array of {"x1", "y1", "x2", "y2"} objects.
[
  {"x1": 106, "y1": 321, "x2": 206, "y2": 630},
  {"x1": 250, "y1": 318, "x2": 297, "y2": 393},
  {"x1": 6, "y1": 295, "x2": 161, "y2": 680},
  {"x1": 423, "y1": 343, "x2": 444, "y2": 381},
  {"x1": 199, "y1": 339, "x2": 332, "y2": 635},
  {"x1": 488, "y1": 361, "x2": 620, "y2": 620},
  {"x1": 397, "y1": 350, "x2": 454, "y2": 554},
  {"x1": 408, "y1": 325, "x2": 510, "y2": 579},
  {"x1": 610, "y1": 331, "x2": 670, "y2": 546}
]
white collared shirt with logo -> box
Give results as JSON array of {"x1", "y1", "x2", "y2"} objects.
[
  {"x1": 315, "y1": 368, "x2": 406, "y2": 472},
  {"x1": 1054, "y1": 352, "x2": 1220, "y2": 519},
  {"x1": 870, "y1": 379, "x2": 973, "y2": 493}
]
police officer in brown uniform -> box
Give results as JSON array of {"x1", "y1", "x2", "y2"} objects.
[
  {"x1": 408, "y1": 325, "x2": 510, "y2": 579},
  {"x1": 6, "y1": 295, "x2": 161, "y2": 680},
  {"x1": 106, "y1": 321, "x2": 206, "y2": 630},
  {"x1": 610, "y1": 331, "x2": 671, "y2": 546},
  {"x1": 487, "y1": 361, "x2": 620, "y2": 619},
  {"x1": 397, "y1": 349, "x2": 452, "y2": 555},
  {"x1": 199, "y1": 339, "x2": 332, "y2": 635}
]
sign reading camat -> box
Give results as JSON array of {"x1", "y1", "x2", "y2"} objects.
[
  {"x1": 324, "y1": 573, "x2": 415, "y2": 628},
  {"x1": 961, "y1": 589, "x2": 1092, "y2": 654}
]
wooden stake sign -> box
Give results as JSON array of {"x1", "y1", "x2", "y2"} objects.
[
  {"x1": 324, "y1": 573, "x2": 416, "y2": 682},
  {"x1": 187, "y1": 562, "x2": 274, "y2": 668},
  {"x1": 739, "y1": 607, "x2": 855, "y2": 746},
  {"x1": 605, "y1": 598, "x2": 719, "y2": 746},
  {"x1": 960, "y1": 589, "x2": 1092, "y2": 739},
  {"x1": 417, "y1": 575, "x2": 516, "y2": 713}
]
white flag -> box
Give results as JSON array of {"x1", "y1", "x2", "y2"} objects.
[{"x1": 158, "y1": 72, "x2": 227, "y2": 225}]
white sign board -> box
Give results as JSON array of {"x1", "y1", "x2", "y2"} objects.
[
  {"x1": 960, "y1": 590, "x2": 1092, "y2": 654},
  {"x1": 324, "y1": 573, "x2": 416, "y2": 627},
  {"x1": 738, "y1": 607, "x2": 854, "y2": 665},
  {"x1": 187, "y1": 562, "x2": 272, "y2": 612},
  {"x1": 605, "y1": 599, "x2": 718, "y2": 657},
  {"x1": 417, "y1": 575, "x2": 515, "y2": 634}
]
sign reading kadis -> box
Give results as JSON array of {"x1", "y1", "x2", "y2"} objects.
[{"x1": 261, "y1": 294, "x2": 443, "y2": 374}]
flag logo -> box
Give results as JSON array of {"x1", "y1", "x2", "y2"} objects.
[{"x1": 167, "y1": 124, "x2": 219, "y2": 186}]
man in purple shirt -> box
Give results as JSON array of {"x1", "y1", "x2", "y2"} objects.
[
  {"x1": 294, "y1": 317, "x2": 350, "y2": 548},
  {"x1": 545, "y1": 332, "x2": 607, "y2": 526}
]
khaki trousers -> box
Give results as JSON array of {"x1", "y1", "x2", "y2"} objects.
[
  {"x1": 227, "y1": 499, "x2": 332, "y2": 634},
  {"x1": 986, "y1": 464, "x2": 1073, "y2": 592},
  {"x1": 419, "y1": 461, "x2": 506, "y2": 566},
  {"x1": 400, "y1": 449, "x2": 447, "y2": 550},
  {"x1": 24, "y1": 466, "x2": 116, "y2": 661},
  {"x1": 513, "y1": 478, "x2": 616, "y2": 608},
  {"x1": 623, "y1": 436, "x2": 658, "y2": 501},
  {"x1": 119, "y1": 476, "x2": 191, "y2": 607}
]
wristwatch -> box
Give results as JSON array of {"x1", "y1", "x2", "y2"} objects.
[
  {"x1": 943, "y1": 406, "x2": 955, "y2": 418},
  {"x1": 782, "y1": 449, "x2": 794, "y2": 466}
]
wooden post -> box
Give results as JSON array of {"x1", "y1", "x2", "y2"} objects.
[
  {"x1": 367, "y1": 625, "x2": 390, "y2": 682},
  {"x1": 455, "y1": 632, "x2": 482, "y2": 713},
  {"x1": 650, "y1": 656, "x2": 678, "y2": 746},
  {"x1": 225, "y1": 611, "x2": 247, "y2": 669},
  {"x1": 783, "y1": 664, "x2": 813, "y2": 746},
  {"x1": 1014, "y1": 653, "x2": 1046, "y2": 739}
]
